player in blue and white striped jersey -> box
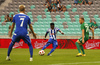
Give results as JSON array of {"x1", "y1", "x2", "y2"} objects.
[{"x1": 41, "y1": 23, "x2": 64, "y2": 56}]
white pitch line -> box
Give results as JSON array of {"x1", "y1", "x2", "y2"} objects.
[{"x1": 50, "y1": 61, "x2": 100, "y2": 65}]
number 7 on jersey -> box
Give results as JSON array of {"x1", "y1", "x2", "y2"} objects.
[{"x1": 20, "y1": 18, "x2": 24, "y2": 27}]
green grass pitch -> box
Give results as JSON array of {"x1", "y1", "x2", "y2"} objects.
[{"x1": 0, "y1": 48, "x2": 100, "y2": 65}]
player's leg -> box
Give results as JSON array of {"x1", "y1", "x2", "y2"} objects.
[
  {"x1": 6, "y1": 41, "x2": 15, "y2": 60},
  {"x1": 47, "y1": 40, "x2": 58, "y2": 56},
  {"x1": 75, "y1": 40, "x2": 81, "y2": 53},
  {"x1": 42, "y1": 39, "x2": 52, "y2": 50},
  {"x1": 76, "y1": 37, "x2": 86, "y2": 57},
  {"x1": 42, "y1": 43, "x2": 51, "y2": 50},
  {"x1": 80, "y1": 45, "x2": 85, "y2": 56},
  {"x1": 76, "y1": 40, "x2": 86, "y2": 57},
  {"x1": 80, "y1": 38, "x2": 88, "y2": 56},
  {"x1": 75, "y1": 37, "x2": 83, "y2": 57},
  {"x1": 75, "y1": 40, "x2": 83, "y2": 57},
  {"x1": 22, "y1": 35, "x2": 33, "y2": 61},
  {"x1": 28, "y1": 43, "x2": 33, "y2": 58},
  {"x1": 28, "y1": 43, "x2": 33, "y2": 61},
  {"x1": 7, "y1": 41, "x2": 15, "y2": 56},
  {"x1": 6, "y1": 34, "x2": 20, "y2": 60}
]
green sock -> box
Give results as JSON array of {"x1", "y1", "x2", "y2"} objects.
[
  {"x1": 75, "y1": 42, "x2": 81, "y2": 53},
  {"x1": 80, "y1": 45, "x2": 85, "y2": 54}
]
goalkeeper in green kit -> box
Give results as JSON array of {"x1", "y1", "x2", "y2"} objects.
[{"x1": 75, "y1": 17, "x2": 94, "y2": 57}]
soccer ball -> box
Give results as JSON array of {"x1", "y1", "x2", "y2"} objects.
[{"x1": 39, "y1": 50, "x2": 45, "y2": 56}]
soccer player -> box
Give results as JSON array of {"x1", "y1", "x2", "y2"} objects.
[
  {"x1": 88, "y1": 19, "x2": 94, "y2": 28},
  {"x1": 75, "y1": 17, "x2": 94, "y2": 57},
  {"x1": 41, "y1": 23, "x2": 64, "y2": 56},
  {"x1": 6, "y1": 5, "x2": 36, "y2": 61},
  {"x1": 92, "y1": 21, "x2": 98, "y2": 30}
]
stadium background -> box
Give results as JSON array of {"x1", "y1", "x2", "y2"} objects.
[{"x1": 0, "y1": 0, "x2": 100, "y2": 49}]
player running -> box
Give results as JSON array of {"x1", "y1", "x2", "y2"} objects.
[
  {"x1": 41, "y1": 23, "x2": 64, "y2": 56},
  {"x1": 6, "y1": 5, "x2": 36, "y2": 61},
  {"x1": 75, "y1": 17, "x2": 94, "y2": 57}
]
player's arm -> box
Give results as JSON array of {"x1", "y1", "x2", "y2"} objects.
[
  {"x1": 59, "y1": 30, "x2": 64, "y2": 35},
  {"x1": 92, "y1": 26, "x2": 94, "y2": 28},
  {"x1": 9, "y1": 22, "x2": 15, "y2": 37},
  {"x1": 4, "y1": 17, "x2": 7, "y2": 22},
  {"x1": 4, "y1": 20, "x2": 7, "y2": 22},
  {"x1": 57, "y1": 28, "x2": 64, "y2": 35},
  {"x1": 90, "y1": 27, "x2": 94, "y2": 39},
  {"x1": 82, "y1": 29, "x2": 84, "y2": 43},
  {"x1": 44, "y1": 29, "x2": 49, "y2": 40},
  {"x1": 94, "y1": 26, "x2": 98, "y2": 29},
  {"x1": 29, "y1": 24, "x2": 36, "y2": 39},
  {"x1": 45, "y1": 32, "x2": 48, "y2": 39}
]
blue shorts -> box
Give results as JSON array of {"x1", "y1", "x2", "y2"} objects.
[
  {"x1": 12, "y1": 33, "x2": 31, "y2": 45},
  {"x1": 47, "y1": 38, "x2": 58, "y2": 46}
]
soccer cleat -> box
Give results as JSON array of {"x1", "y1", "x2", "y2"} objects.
[
  {"x1": 47, "y1": 53, "x2": 52, "y2": 56},
  {"x1": 30, "y1": 58, "x2": 33, "y2": 61},
  {"x1": 82, "y1": 54, "x2": 86, "y2": 56},
  {"x1": 47, "y1": 53, "x2": 50, "y2": 56},
  {"x1": 76, "y1": 53, "x2": 82, "y2": 57},
  {"x1": 6, "y1": 56, "x2": 11, "y2": 61}
]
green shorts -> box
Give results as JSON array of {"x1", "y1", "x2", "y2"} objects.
[{"x1": 78, "y1": 37, "x2": 89, "y2": 44}]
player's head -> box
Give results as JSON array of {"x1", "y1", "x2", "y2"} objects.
[
  {"x1": 59, "y1": 1, "x2": 61, "y2": 4},
  {"x1": 11, "y1": 14, "x2": 13, "y2": 17},
  {"x1": 49, "y1": 4, "x2": 51, "y2": 6},
  {"x1": 7, "y1": 15, "x2": 9, "y2": 17},
  {"x1": 79, "y1": 17, "x2": 84, "y2": 24},
  {"x1": 94, "y1": 21, "x2": 96, "y2": 24},
  {"x1": 90, "y1": 19, "x2": 92, "y2": 23},
  {"x1": 50, "y1": 23, "x2": 54, "y2": 29},
  {"x1": 19, "y1": 5, "x2": 25, "y2": 13}
]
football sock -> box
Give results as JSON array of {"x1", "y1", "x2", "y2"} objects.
[
  {"x1": 42, "y1": 43, "x2": 50, "y2": 50},
  {"x1": 80, "y1": 45, "x2": 85, "y2": 54},
  {"x1": 75, "y1": 42, "x2": 81, "y2": 53},
  {"x1": 28, "y1": 44, "x2": 33, "y2": 58},
  {"x1": 7, "y1": 42, "x2": 15, "y2": 56},
  {"x1": 48, "y1": 45, "x2": 57, "y2": 55}
]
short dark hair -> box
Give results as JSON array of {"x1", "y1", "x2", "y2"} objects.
[
  {"x1": 80, "y1": 17, "x2": 84, "y2": 21},
  {"x1": 7, "y1": 14, "x2": 9, "y2": 16},
  {"x1": 50, "y1": 23, "x2": 54, "y2": 25}
]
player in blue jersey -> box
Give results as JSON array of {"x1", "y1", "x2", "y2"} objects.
[
  {"x1": 41, "y1": 23, "x2": 64, "y2": 56},
  {"x1": 6, "y1": 5, "x2": 36, "y2": 61}
]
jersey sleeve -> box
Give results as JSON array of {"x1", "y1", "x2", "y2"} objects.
[
  {"x1": 89, "y1": 24, "x2": 92, "y2": 29},
  {"x1": 28, "y1": 17, "x2": 31, "y2": 24},
  {"x1": 56, "y1": 28, "x2": 60, "y2": 31},
  {"x1": 91, "y1": 23, "x2": 94, "y2": 27},
  {"x1": 96, "y1": 24, "x2": 98, "y2": 27},
  {"x1": 81, "y1": 24, "x2": 84, "y2": 30},
  {"x1": 12, "y1": 15, "x2": 15, "y2": 23}
]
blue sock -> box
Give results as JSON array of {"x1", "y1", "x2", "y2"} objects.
[
  {"x1": 48, "y1": 45, "x2": 57, "y2": 55},
  {"x1": 42, "y1": 43, "x2": 50, "y2": 50},
  {"x1": 28, "y1": 44, "x2": 33, "y2": 58},
  {"x1": 7, "y1": 42, "x2": 15, "y2": 56}
]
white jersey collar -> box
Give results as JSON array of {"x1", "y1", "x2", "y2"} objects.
[{"x1": 19, "y1": 13, "x2": 25, "y2": 14}]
